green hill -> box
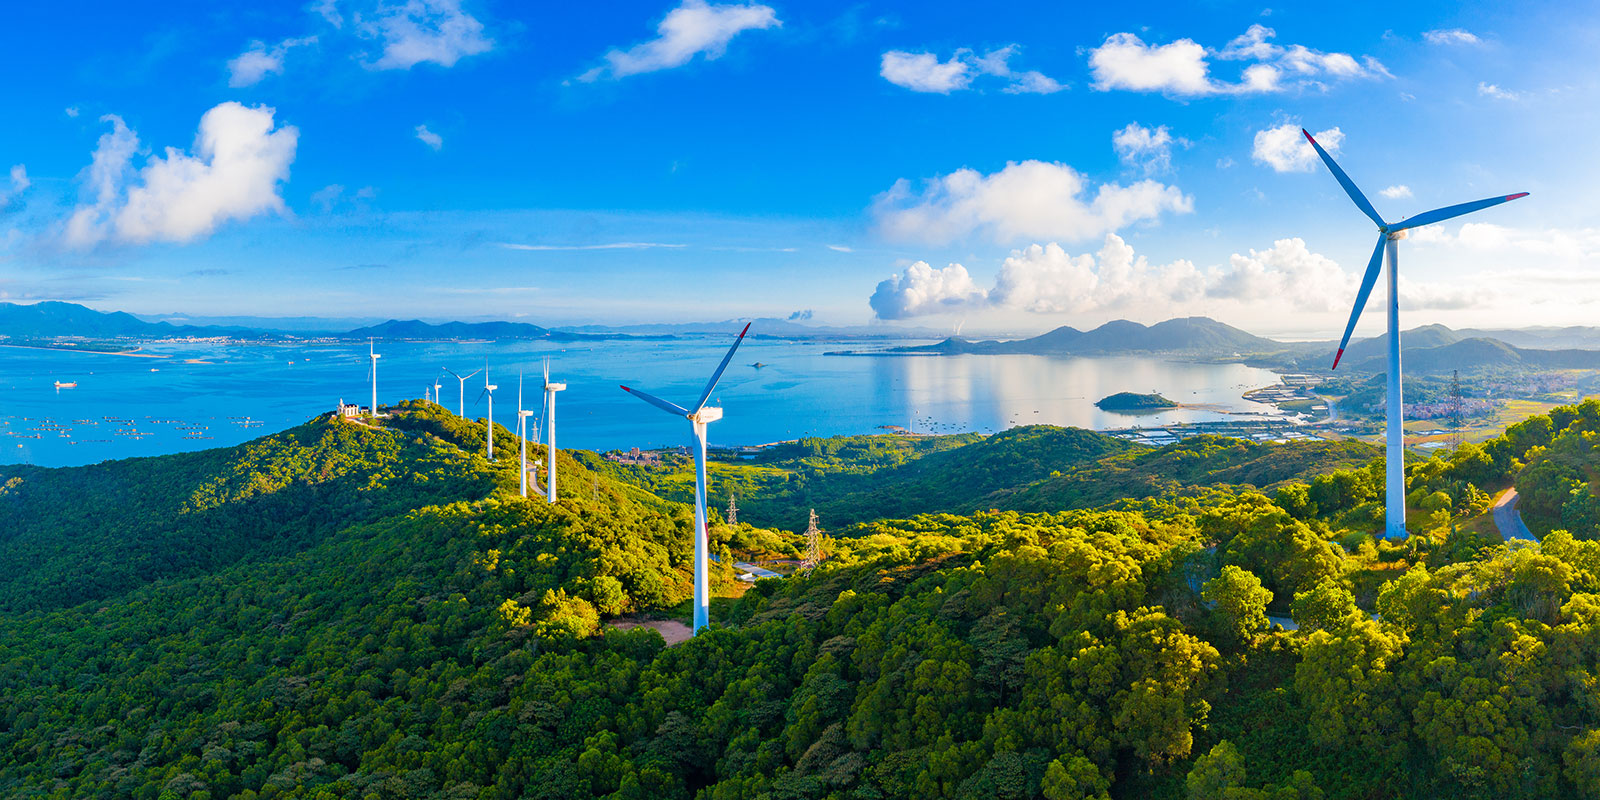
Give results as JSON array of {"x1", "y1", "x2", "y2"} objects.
[
  {"x1": 1095, "y1": 391, "x2": 1177, "y2": 411},
  {"x1": 0, "y1": 402, "x2": 1598, "y2": 798}
]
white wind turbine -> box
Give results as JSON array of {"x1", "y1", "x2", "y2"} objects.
[
  {"x1": 517, "y1": 371, "x2": 540, "y2": 498},
  {"x1": 443, "y1": 366, "x2": 483, "y2": 417},
  {"x1": 543, "y1": 359, "x2": 566, "y2": 504},
  {"x1": 1303, "y1": 128, "x2": 1528, "y2": 539},
  {"x1": 475, "y1": 363, "x2": 498, "y2": 460},
  {"x1": 433, "y1": 377, "x2": 443, "y2": 407},
  {"x1": 367, "y1": 339, "x2": 381, "y2": 416},
  {"x1": 620, "y1": 323, "x2": 750, "y2": 635}
]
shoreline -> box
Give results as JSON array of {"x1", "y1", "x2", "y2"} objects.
[{"x1": 0, "y1": 343, "x2": 165, "y2": 359}]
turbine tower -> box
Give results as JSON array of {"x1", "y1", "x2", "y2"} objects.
[
  {"x1": 518, "y1": 372, "x2": 537, "y2": 497},
  {"x1": 367, "y1": 339, "x2": 381, "y2": 416},
  {"x1": 543, "y1": 359, "x2": 566, "y2": 503},
  {"x1": 620, "y1": 323, "x2": 750, "y2": 635},
  {"x1": 443, "y1": 366, "x2": 482, "y2": 417},
  {"x1": 476, "y1": 363, "x2": 498, "y2": 460},
  {"x1": 1303, "y1": 128, "x2": 1527, "y2": 539}
]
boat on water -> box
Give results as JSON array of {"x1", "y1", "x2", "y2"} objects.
[{"x1": 53, "y1": 381, "x2": 78, "y2": 388}]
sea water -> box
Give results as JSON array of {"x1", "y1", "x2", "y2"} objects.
[{"x1": 0, "y1": 338, "x2": 1289, "y2": 468}]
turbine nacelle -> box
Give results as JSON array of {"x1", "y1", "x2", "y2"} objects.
[{"x1": 692, "y1": 406, "x2": 724, "y2": 424}]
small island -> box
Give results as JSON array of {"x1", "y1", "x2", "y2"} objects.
[{"x1": 1095, "y1": 391, "x2": 1178, "y2": 412}]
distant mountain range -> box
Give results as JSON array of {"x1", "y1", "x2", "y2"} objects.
[
  {"x1": 0, "y1": 302, "x2": 943, "y2": 343},
  {"x1": 9, "y1": 301, "x2": 1600, "y2": 374},
  {"x1": 0, "y1": 301, "x2": 258, "y2": 339},
  {"x1": 847, "y1": 316, "x2": 1600, "y2": 374},
  {"x1": 885, "y1": 317, "x2": 1282, "y2": 357}
]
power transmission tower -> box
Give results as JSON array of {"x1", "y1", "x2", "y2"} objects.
[
  {"x1": 801, "y1": 509, "x2": 822, "y2": 569},
  {"x1": 1450, "y1": 369, "x2": 1466, "y2": 450},
  {"x1": 726, "y1": 494, "x2": 738, "y2": 526}
]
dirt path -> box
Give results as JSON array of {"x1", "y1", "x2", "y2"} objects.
[
  {"x1": 610, "y1": 618, "x2": 693, "y2": 646},
  {"x1": 1492, "y1": 488, "x2": 1536, "y2": 542}
]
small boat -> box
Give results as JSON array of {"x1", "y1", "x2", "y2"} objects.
[{"x1": 54, "y1": 381, "x2": 78, "y2": 388}]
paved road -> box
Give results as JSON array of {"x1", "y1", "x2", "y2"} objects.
[{"x1": 1493, "y1": 488, "x2": 1537, "y2": 542}]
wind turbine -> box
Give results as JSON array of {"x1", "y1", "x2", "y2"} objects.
[
  {"x1": 443, "y1": 366, "x2": 482, "y2": 417},
  {"x1": 620, "y1": 323, "x2": 750, "y2": 635},
  {"x1": 367, "y1": 339, "x2": 381, "y2": 416},
  {"x1": 517, "y1": 371, "x2": 539, "y2": 498},
  {"x1": 476, "y1": 363, "x2": 498, "y2": 460},
  {"x1": 432, "y1": 377, "x2": 443, "y2": 407},
  {"x1": 543, "y1": 359, "x2": 566, "y2": 503},
  {"x1": 1303, "y1": 128, "x2": 1527, "y2": 539}
]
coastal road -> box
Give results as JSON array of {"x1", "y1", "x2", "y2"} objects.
[{"x1": 1493, "y1": 488, "x2": 1537, "y2": 542}]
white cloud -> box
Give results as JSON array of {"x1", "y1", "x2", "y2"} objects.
[
  {"x1": 1424, "y1": 28, "x2": 1480, "y2": 45},
  {"x1": 1252, "y1": 123, "x2": 1342, "y2": 172},
  {"x1": 579, "y1": 0, "x2": 779, "y2": 82},
  {"x1": 357, "y1": 0, "x2": 492, "y2": 70},
  {"x1": 227, "y1": 36, "x2": 317, "y2": 86},
  {"x1": 1478, "y1": 82, "x2": 1520, "y2": 100},
  {"x1": 868, "y1": 235, "x2": 1484, "y2": 320},
  {"x1": 1089, "y1": 33, "x2": 1213, "y2": 95},
  {"x1": 880, "y1": 46, "x2": 1063, "y2": 95},
  {"x1": 1380, "y1": 185, "x2": 1412, "y2": 199},
  {"x1": 65, "y1": 106, "x2": 80, "y2": 118},
  {"x1": 1411, "y1": 222, "x2": 1600, "y2": 263},
  {"x1": 0, "y1": 165, "x2": 28, "y2": 209},
  {"x1": 869, "y1": 261, "x2": 986, "y2": 319},
  {"x1": 976, "y1": 46, "x2": 1065, "y2": 94},
  {"x1": 880, "y1": 50, "x2": 971, "y2": 93},
  {"x1": 1112, "y1": 123, "x2": 1181, "y2": 175},
  {"x1": 64, "y1": 102, "x2": 298, "y2": 248},
  {"x1": 414, "y1": 124, "x2": 443, "y2": 150},
  {"x1": 826, "y1": 244, "x2": 853, "y2": 252},
  {"x1": 872, "y1": 160, "x2": 1192, "y2": 246},
  {"x1": 1089, "y1": 25, "x2": 1384, "y2": 97}
]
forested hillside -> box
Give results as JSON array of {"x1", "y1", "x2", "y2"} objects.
[
  {"x1": 0, "y1": 400, "x2": 1597, "y2": 798},
  {"x1": 592, "y1": 426, "x2": 1379, "y2": 530}
]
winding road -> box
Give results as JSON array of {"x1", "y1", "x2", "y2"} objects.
[{"x1": 1492, "y1": 488, "x2": 1537, "y2": 542}]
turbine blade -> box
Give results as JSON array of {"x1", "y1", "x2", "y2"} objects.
[
  {"x1": 465, "y1": 368, "x2": 482, "y2": 380},
  {"x1": 1389, "y1": 192, "x2": 1529, "y2": 232},
  {"x1": 621, "y1": 385, "x2": 690, "y2": 417},
  {"x1": 693, "y1": 323, "x2": 751, "y2": 412},
  {"x1": 1332, "y1": 233, "x2": 1388, "y2": 370},
  {"x1": 1302, "y1": 129, "x2": 1385, "y2": 228}
]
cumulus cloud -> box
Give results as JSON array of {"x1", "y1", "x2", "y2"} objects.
[
  {"x1": 1410, "y1": 222, "x2": 1600, "y2": 263},
  {"x1": 227, "y1": 36, "x2": 317, "y2": 86},
  {"x1": 0, "y1": 165, "x2": 29, "y2": 209},
  {"x1": 880, "y1": 50, "x2": 972, "y2": 93},
  {"x1": 1089, "y1": 25, "x2": 1384, "y2": 97},
  {"x1": 1112, "y1": 123, "x2": 1181, "y2": 175},
  {"x1": 579, "y1": 0, "x2": 779, "y2": 82},
  {"x1": 870, "y1": 235, "x2": 1490, "y2": 320},
  {"x1": 869, "y1": 261, "x2": 986, "y2": 319},
  {"x1": 1380, "y1": 185, "x2": 1412, "y2": 199},
  {"x1": 1252, "y1": 123, "x2": 1341, "y2": 172},
  {"x1": 1423, "y1": 28, "x2": 1480, "y2": 45},
  {"x1": 872, "y1": 160, "x2": 1192, "y2": 246},
  {"x1": 414, "y1": 124, "x2": 443, "y2": 150},
  {"x1": 64, "y1": 102, "x2": 298, "y2": 248},
  {"x1": 787, "y1": 309, "x2": 814, "y2": 320},
  {"x1": 1478, "y1": 82, "x2": 1520, "y2": 100},
  {"x1": 357, "y1": 0, "x2": 492, "y2": 70}
]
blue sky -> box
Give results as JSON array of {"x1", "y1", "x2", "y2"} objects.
[{"x1": 0, "y1": 0, "x2": 1595, "y2": 335}]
